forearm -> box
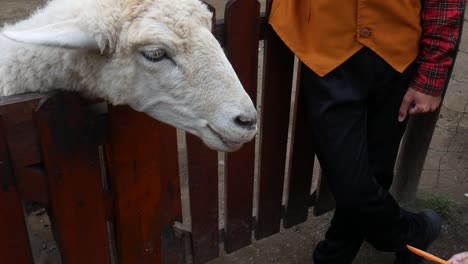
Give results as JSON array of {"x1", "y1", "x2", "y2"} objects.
[{"x1": 411, "y1": 0, "x2": 466, "y2": 97}]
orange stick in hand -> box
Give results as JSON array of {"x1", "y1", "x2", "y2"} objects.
[{"x1": 406, "y1": 245, "x2": 450, "y2": 264}]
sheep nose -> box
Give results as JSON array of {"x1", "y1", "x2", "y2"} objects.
[{"x1": 234, "y1": 115, "x2": 257, "y2": 130}]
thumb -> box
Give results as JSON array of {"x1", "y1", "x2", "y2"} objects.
[{"x1": 398, "y1": 96, "x2": 413, "y2": 122}]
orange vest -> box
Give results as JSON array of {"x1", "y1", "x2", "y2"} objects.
[{"x1": 269, "y1": 0, "x2": 422, "y2": 76}]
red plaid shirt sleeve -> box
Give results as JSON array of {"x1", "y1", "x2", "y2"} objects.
[{"x1": 411, "y1": 0, "x2": 466, "y2": 97}]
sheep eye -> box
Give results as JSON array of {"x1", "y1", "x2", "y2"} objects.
[{"x1": 141, "y1": 49, "x2": 166, "y2": 62}]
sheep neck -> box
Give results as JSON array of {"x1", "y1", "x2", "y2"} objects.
[{"x1": 0, "y1": 34, "x2": 106, "y2": 100}]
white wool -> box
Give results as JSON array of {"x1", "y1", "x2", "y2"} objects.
[
  {"x1": 0, "y1": 0, "x2": 257, "y2": 152},
  {"x1": 0, "y1": 0, "x2": 212, "y2": 102}
]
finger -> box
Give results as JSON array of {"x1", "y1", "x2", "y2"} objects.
[
  {"x1": 449, "y1": 252, "x2": 468, "y2": 263},
  {"x1": 398, "y1": 96, "x2": 413, "y2": 122},
  {"x1": 409, "y1": 104, "x2": 429, "y2": 115},
  {"x1": 455, "y1": 252, "x2": 468, "y2": 260},
  {"x1": 408, "y1": 104, "x2": 420, "y2": 115}
]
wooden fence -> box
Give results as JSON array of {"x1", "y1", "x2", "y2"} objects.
[{"x1": 0, "y1": 0, "x2": 450, "y2": 263}]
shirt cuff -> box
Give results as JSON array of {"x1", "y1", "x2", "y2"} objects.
[{"x1": 410, "y1": 62, "x2": 450, "y2": 97}]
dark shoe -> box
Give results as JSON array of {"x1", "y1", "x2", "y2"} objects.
[
  {"x1": 394, "y1": 209, "x2": 442, "y2": 264},
  {"x1": 313, "y1": 236, "x2": 363, "y2": 264}
]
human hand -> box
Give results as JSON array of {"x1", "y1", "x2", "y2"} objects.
[
  {"x1": 398, "y1": 88, "x2": 441, "y2": 122},
  {"x1": 449, "y1": 251, "x2": 468, "y2": 264}
]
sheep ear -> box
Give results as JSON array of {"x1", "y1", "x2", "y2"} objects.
[{"x1": 2, "y1": 22, "x2": 100, "y2": 50}]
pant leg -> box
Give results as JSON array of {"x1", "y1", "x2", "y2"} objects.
[
  {"x1": 313, "y1": 207, "x2": 365, "y2": 264},
  {"x1": 302, "y1": 50, "x2": 386, "y2": 210},
  {"x1": 366, "y1": 60, "x2": 416, "y2": 191},
  {"x1": 301, "y1": 49, "x2": 414, "y2": 263}
]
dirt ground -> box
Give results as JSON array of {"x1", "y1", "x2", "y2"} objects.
[{"x1": 1, "y1": 0, "x2": 466, "y2": 263}]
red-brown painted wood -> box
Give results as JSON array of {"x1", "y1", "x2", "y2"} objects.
[
  {"x1": 159, "y1": 124, "x2": 184, "y2": 264},
  {"x1": 186, "y1": 134, "x2": 219, "y2": 264},
  {"x1": 35, "y1": 93, "x2": 110, "y2": 263},
  {"x1": 0, "y1": 94, "x2": 44, "y2": 168},
  {"x1": 15, "y1": 166, "x2": 49, "y2": 206},
  {"x1": 0, "y1": 115, "x2": 34, "y2": 264},
  {"x1": 183, "y1": 3, "x2": 220, "y2": 263},
  {"x1": 107, "y1": 106, "x2": 165, "y2": 264},
  {"x1": 283, "y1": 77, "x2": 315, "y2": 228},
  {"x1": 255, "y1": 22, "x2": 295, "y2": 239},
  {"x1": 223, "y1": 0, "x2": 260, "y2": 253},
  {"x1": 0, "y1": 94, "x2": 50, "y2": 207}
]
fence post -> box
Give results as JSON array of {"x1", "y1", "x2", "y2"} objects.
[
  {"x1": 0, "y1": 94, "x2": 50, "y2": 207},
  {"x1": 184, "y1": 4, "x2": 221, "y2": 264},
  {"x1": 186, "y1": 134, "x2": 219, "y2": 264},
  {"x1": 35, "y1": 92, "x2": 111, "y2": 263},
  {"x1": 392, "y1": 114, "x2": 440, "y2": 201},
  {"x1": 223, "y1": 0, "x2": 260, "y2": 253},
  {"x1": 392, "y1": 12, "x2": 466, "y2": 201},
  {"x1": 0, "y1": 115, "x2": 34, "y2": 263},
  {"x1": 159, "y1": 124, "x2": 184, "y2": 264},
  {"x1": 107, "y1": 106, "x2": 169, "y2": 264},
  {"x1": 283, "y1": 65, "x2": 316, "y2": 227},
  {"x1": 255, "y1": 0, "x2": 296, "y2": 240}
]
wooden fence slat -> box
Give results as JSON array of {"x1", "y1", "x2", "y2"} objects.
[
  {"x1": 0, "y1": 115, "x2": 34, "y2": 264},
  {"x1": 107, "y1": 106, "x2": 165, "y2": 264},
  {"x1": 35, "y1": 93, "x2": 110, "y2": 263},
  {"x1": 0, "y1": 95, "x2": 44, "y2": 168},
  {"x1": 0, "y1": 95, "x2": 50, "y2": 207},
  {"x1": 184, "y1": 3, "x2": 220, "y2": 263},
  {"x1": 15, "y1": 167, "x2": 49, "y2": 206},
  {"x1": 392, "y1": 10, "x2": 465, "y2": 202},
  {"x1": 283, "y1": 82, "x2": 315, "y2": 228},
  {"x1": 223, "y1": 0, "x2": 260, "y2": 253},
  {"x1": 186, "y1": 135, "x2": 219, "y2": 264},
  {"x1": 160, "y1": 124, "x2": 184, "y2": 264},
  {"x1": 256, "y1": 26, "x2": 295, "y2": 240},
  {"x1": 393, "y1": 114, "x2": 440, "y2": 201}
]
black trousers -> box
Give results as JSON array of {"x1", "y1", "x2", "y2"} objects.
[{"x1": 301, "y1": 48, "x2": 420, "y2": 263}]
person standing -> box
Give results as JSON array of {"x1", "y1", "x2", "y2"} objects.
[{"x1": 269, "y1": 0, "x2": 466, "y2": 263}]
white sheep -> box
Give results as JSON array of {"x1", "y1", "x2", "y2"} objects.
[{"x1": 0, "y1": 0, "x2": 257, "y2": 152}]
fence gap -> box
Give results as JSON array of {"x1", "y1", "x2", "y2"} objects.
[
  {"x1": 281, "y1": 57, "x2": 300, "y2": 211},
  {"x1": 177, "y1": 130, "x2": 191, "y2": 230},
  {"x1": 218, "y1": 151, "x2": 225, "y2": 232},
  {"x1": 252, "y1": 40, "x2": 265, "y2": 221}
]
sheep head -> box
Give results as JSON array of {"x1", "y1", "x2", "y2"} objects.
[{"x1": 2, "y1": 0, "x2": 257, "y2": 152}]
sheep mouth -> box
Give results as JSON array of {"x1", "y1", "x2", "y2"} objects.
[{"x1": 207, "y1": 125, "x2": 244, "y2": 150}]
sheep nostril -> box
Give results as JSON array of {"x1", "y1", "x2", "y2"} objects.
[{"x1": 234, "y1": 115, "x2": 257, "y2": 130}]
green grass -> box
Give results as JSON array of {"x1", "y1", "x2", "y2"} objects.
[{"x1": 406, "y1": 194, "x2": 454, "y2": 219}]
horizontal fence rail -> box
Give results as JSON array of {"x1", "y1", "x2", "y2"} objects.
[{"x1": 0, "y1": 0, "x2": 449, "y2": 263}]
